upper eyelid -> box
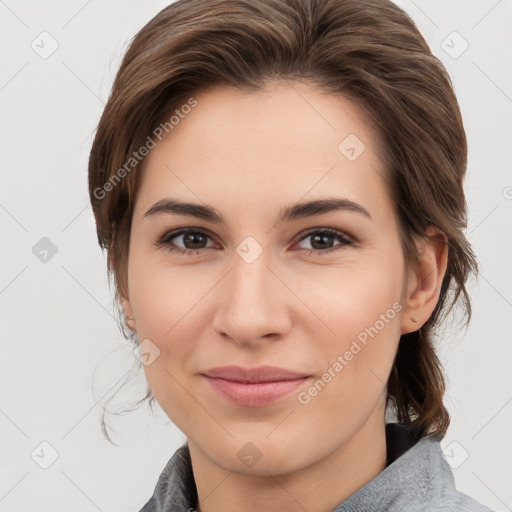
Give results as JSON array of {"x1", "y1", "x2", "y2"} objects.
[
  {"x1": 296, "y1": 227, "x2": 353, "y2": 240},
  {"x1": 159, "y1": 227, "x2": 218, "y2": 244}
]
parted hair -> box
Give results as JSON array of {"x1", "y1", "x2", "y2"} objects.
[{"x1": 88, "y1": 0, "x2": 477, "y2": 440}]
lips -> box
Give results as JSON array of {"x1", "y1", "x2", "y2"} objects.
[
  {"x1": 202, "y1": 365, "x2": 309, "y2": 382},
  {"x1": 201, "y1": 365, "x2": 310, "y2": 407}
]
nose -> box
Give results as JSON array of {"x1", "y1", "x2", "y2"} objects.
[{"x1": 211, "y1": 245, "x2": 293, "y2": 347}]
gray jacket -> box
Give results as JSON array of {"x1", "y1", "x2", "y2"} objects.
[{"x1": 139, "y1": 423, "x2": 493, "y2": 511}]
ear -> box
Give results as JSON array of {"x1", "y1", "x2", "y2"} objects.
[
  {"x1": 121, "y1": 296, "x2": 137, "y2": 331},
  {"x1": 401, "y1": 226, "x2": 448, "y2": 334}
]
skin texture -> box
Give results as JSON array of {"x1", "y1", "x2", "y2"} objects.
[{"x1": 122, "y1": 81, "x2": 448, "y2": 512}]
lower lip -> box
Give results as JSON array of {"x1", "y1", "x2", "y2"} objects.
[{"x1": 202, "y1": 376, "x2": 309, "y2": 407}]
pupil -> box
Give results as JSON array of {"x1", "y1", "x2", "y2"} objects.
[
  {"x1": 311, "y1": 234, "x2": 333, "y2": 250},
  {"x1": 184, "y1": 232, "x2": 206, "y2": 249}
]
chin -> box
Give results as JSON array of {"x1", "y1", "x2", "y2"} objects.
[{"x1": 195, "y1": 429, "x2": 314, "y2": 476}]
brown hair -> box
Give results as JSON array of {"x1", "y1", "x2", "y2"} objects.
[{"x1": 89, "y1": 0, "x2": 477, "y2": 441}]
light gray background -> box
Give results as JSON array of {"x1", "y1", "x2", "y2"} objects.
[{"x1": 1, "y1": 0, "x2": 511, "y2": 511}]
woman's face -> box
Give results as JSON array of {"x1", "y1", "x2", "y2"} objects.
[{"x1": 124, "y1": 81, "x2": 412, "y2": 475}]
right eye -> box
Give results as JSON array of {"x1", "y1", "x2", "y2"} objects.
[{"x1": 155, "y1": 228, "x2": 219, "y2": 256}]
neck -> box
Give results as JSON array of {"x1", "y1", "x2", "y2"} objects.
[{"x1": 189, "y1": 406, "x2": 388, "y2": 512}]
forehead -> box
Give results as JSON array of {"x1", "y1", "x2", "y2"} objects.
[
  {"x1": 134, "y1": 81, "x2": 392, "y2": 222},
  {"x1": 162, "y1": 81, "x2": 381, "y2": 159}
]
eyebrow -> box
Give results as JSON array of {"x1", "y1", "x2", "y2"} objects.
[{"x1": 143, "y1": 197, "x2": 372, "y2": 224}]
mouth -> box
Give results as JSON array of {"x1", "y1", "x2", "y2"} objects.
[{"x1": 200, "y1": 365, "x2": 311, "y2": 407}]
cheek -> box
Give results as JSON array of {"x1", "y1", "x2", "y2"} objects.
[
  {"x1": 295, "y1": 253, "x2": 404, "y2": 406},
  {"x1": 297, "y1": 302, "x2": 402, "y2": 433},
  {"x1": 127, "y1": 243, "x2": 210, "y2": 338},
  {"x1": 289, "y1": 251, "x2": 404, "y2": 340},
  {"x1": 129, "y1": 265, "x2": 208, "y2": 429},
  {"x1": 126, "y1": 250, "x2": 225, "y2": 410}
]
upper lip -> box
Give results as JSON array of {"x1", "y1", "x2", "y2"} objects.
[{"x1": 201, "y1": 365, "x2": 309, "y2": 383}]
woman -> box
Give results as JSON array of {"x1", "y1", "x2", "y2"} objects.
[{"x1": 88, "y1": 0, "x2": 492, "y2": 510}]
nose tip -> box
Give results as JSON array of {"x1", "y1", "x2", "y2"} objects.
[
  {"x1": 211, "y1": 254, "x2": 292, "y2": 346},
  {"x1": 224, "y1": 330, "x2": 282, "y2": 347}
]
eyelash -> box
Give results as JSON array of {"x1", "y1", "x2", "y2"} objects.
[{"x1": 155, "y1": 227, "x2": 355, "y2": 257}]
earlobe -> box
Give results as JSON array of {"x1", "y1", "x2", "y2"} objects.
[
  {"x1": 400, "y1": 226, "x2": 448, "y2": 335},
  {"x1": 121, "y1": 297, "x2": 137, "y2": 331}
]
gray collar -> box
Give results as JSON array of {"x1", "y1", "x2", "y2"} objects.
[{"x1": 139, "y1": 423, "x2": 492, "y2": 512}]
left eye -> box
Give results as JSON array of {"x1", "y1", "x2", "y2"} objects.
[{"x1": 295, "y1": 228, "x2": 354, "y2": 254}]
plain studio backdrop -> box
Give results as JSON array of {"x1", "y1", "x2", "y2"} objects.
[{"x1": 1, "y1": 0, "x2": 511, "y2": 511}]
